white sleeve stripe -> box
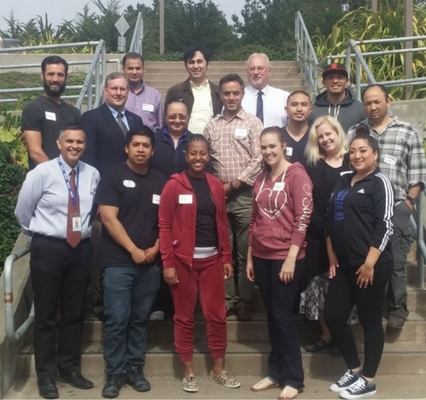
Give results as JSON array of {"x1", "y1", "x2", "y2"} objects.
[{"x1": 376, "y1": 172, "x2": 394, "y2": 251}]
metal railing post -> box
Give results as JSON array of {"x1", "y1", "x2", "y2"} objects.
[
  {"x1": 417, "y1": 193, "x2": 425, "y2": 289},
  {"x1": 3, "y1": 245, "x2": 32, "y2": 342}
]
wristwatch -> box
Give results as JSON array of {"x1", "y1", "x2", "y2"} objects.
[
  {"x1": 406, "y1": 196, "x2": 417, "y2": 206},
  {"x1": 229, "y1": 181, "x2": 235, "y2": 192}
]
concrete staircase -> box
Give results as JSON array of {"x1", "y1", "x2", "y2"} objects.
[
  {"x1": 142, "y1": 61, "x2": 305, "y2": 98},
  {"x1": 5, "y1": 262, "x2": 426, "y2": 399}
]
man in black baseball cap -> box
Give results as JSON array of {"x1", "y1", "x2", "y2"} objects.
[{"x1": 310, "y1": 62, "x2": 366, "y2": 132}]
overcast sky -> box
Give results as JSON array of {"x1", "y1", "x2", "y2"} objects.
[{"x1": 0, "y1": 0, "x2": 246, "y2": 31}]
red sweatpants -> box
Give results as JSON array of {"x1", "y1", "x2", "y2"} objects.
[{"x1": 169, "y1": 254, "x2": 227, "y2": 363}]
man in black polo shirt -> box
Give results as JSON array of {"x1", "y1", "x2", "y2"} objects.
[
  {"x1": 95, "y1": 126, "x2": 167, "y2": 398},
  {"x1": 22, "y1": 56, "x2": 81, "y2": 169}
]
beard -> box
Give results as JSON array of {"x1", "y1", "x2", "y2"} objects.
[{"x1": 43, "y1": 80, "x2": 66, "y2": 97}]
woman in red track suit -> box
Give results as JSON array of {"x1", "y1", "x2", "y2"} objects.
[{"x1": 158, "y1": 134, "x2": 241, "y2": 393}]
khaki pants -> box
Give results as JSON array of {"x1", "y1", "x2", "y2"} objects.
[{"x1": 225, "y1": 188, "x2": 254, "y2": 309}]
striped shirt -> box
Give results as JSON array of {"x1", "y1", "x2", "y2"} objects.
[
  {"x1": 347, "y1": 116, "x2": 425, "y2": 202},
  {"x1": 203, "y1": 108, "x2": 263, "y2": 185},
  {"x1": 125, "y1": 82, "x2": 163, "y2": 132}
]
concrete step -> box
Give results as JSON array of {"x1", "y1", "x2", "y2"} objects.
[
  {"x1": 6, "y1": 374, "x2": 426, "y2": 399},
  {"x1": 77, "y1": 311, "x2": 426, "y2": 345},
  {"x1": 143, "y1": 73, "x2": 303, "y2": 81},
  {"x1": 143, "y1": 61, "x2": 300, "y2": 69},
  {"x1": 16, "y1": 341, "x2": 426, "y2": 378}
]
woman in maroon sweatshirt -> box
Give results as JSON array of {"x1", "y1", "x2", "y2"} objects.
[
  {"x1": 247, "y1": 127, "x2": 313, "y2": 400},
  {"x1": 158, "y1": 134, "x2": 240, "y2": 393}
]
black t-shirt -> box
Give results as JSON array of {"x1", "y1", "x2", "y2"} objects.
[
  {"x1": 281, "y1": 127, "x2": 309, "y2": 164},
  {"x1": 21, "y1": 96, "x2": 81, "y2": 170},
  {"x1": 95, "y1": 163, "x2": 167, "y2": 267},
  {"x1": 330, "y1": 181, "x2": 351, "y2": 260},
  {"x1": 187, "y1": 175, "x2": 218, "y2": 247}
]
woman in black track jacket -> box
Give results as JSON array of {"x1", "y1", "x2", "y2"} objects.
[{"x1": 324, "y1": 128, "x2": 394, "y2": 400}]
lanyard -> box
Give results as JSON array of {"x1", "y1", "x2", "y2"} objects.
[{"x1": 57, "y1": 158, "x2": 79, "y2": 209}]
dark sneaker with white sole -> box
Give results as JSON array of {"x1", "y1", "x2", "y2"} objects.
[
  {"x1": 330, "y1": 369, "x2": 361, "y2": 393},
  {"x1": 339, "y1": 376, "x2": 377, "y2": 399}
]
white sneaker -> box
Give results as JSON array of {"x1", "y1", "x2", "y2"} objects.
[
  {"x1": 340, "y1": 376, "x2": 377, "y2": 399},
  {"x1": 330, "y1": 369, "x2": 360, "y2": 393},
  {"x1": 150, "y1": 311, "x2": 165, "y2": 321}
]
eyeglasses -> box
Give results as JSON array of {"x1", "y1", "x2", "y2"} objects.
[
  {"x1": 248, "y1": 66, "x2": 269, "y2": 72},
  {"x1": 167, "y1": 114, "x2": 188, "y2": 121},
  {"x1": 106, "y1": 86, "x2": 128, "y2": 93}
]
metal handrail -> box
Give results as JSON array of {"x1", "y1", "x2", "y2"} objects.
[
  {"x1": 0, "y1": 41, "x2": 100, "y2": 54},
  {"x1": 320, "y1": 35, "x2": 426, "y2": 101},
  {"x1": 129, "y1": 12, "x2": 144, "y2": 54},
  {"x1": 294, "y1": 11, "x2": 319, "y2": 94},
  {"x1": 76, "y1": 39, "x2": 106, "y2": 111},
  {"x1": 3, "y1": 244, "x2": 33, "y2": 342},
  {"x1": 410, "y1": 191, "x2": 426, "y2": 289}
]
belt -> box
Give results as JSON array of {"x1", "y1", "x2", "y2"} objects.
[{"x1": 33, "y1": 233, "x2": 91, "y2": 244}]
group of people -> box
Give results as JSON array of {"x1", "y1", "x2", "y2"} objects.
[{"x1": 14, "y1": 47, "x2": 425, "y2": 400}]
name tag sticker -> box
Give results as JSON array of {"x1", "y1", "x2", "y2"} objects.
[
  {"x1": 273, "y1": 182, "x2": 285, "y2": 191},
  {"x1": 72, "y1": 216, "x2": 82, "y2": 232},
  {"x1": 45, "y1": 111, "x2": 56, "y2": 121},
  {"x1": 383, "y1": 154, "x2": 397, "y2": 166},
  {"x1": 142, "y1": 103, "x2": 154, "y2": 112},
  {"x1": 179, "y1": 194, "x2": 193, "y2": 204},
  {"x1": 152, "y1": 194, "x2": 160, "y2": 205},
  {"x1": 234, "y1": 128, "x2": 248, "y2": 139},
  {"x1": 123, "y1": 180, "x2": 136, "y2": 188},
  {"x1": 286, "y1": 147, "x2": 293, "y2": 156}
]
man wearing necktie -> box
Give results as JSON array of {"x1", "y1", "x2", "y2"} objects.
[
  {"x1": 81, "y1": 72, "x2": 144, "y2": 175},
  {"x1": 242, "y1": 53, "x2": 290, "y2": 128},
  {"x1": 81, "y1": 73, "x2": 144, "y2": 322},
  {"x1": 15, "y1": 124, "x2": 100, "y2": 399}
]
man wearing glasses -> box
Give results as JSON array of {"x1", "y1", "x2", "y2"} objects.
[
  {"x1": 22, "y1": 56, "x2": 81, "y2": 170},
  {"x1": 81, "y1": 72, "x2": 144, "y2": 174},
  {"x1": 242, "y1": 53, "x2": 290, "y2": 128}
]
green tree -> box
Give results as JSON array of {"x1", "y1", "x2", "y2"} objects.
[
  {"x1": 232, "y1": 0, "x2": 347, "y2": 48},
  {"x1": 125, "y1": 0, "x2": 237, "y2": 56},
  {"x1": 315, "y1": 1, "x2": 426, "y2": 99}
]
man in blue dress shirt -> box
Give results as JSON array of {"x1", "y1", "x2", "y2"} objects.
[{"x1": 15, "y1": 124, "x2": 100, "y2": 399}]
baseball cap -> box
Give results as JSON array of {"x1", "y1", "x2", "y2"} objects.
[{"x1": 322, "y1": 63, "x2": 348, "y2": 79}]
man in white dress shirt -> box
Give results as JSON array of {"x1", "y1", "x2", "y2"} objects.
[
  {"x1": 242, "y1": 53, "x2": 290, "y2": 128},
  {"x1": 15, "y1": 124, "x2": 100, "y2": 399}
]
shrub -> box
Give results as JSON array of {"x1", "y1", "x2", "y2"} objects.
[{"x1": 0, "y1": 141, "x2": 26, "y2": 272}]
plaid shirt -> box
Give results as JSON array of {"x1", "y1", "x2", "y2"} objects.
[
  {"x1": 203, "y1": 108, "x2": 263, "y2": 186},
  {"x1": 125, "y1": 82, "x2": 163, "y2": 132},
  {"x1": 347, "y1": 116, "x2": 426, "y2": 201}
]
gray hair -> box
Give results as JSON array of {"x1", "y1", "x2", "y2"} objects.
[
  {"x1": 59, "y1": 124, "x2": 86, "y2": 141},
  {"x1": 246, "y1": 53, "x2": 272, "y2": 69},
  {"x1": 104, "y1": 72, "x2": 128, "y2": 87}
]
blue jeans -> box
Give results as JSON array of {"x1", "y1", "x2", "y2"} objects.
[
  {"x1": 103, "y1": 264, "x2": 161, "y2": 375},
  {"x1": 253, "y1": 256, "x2": 305, "y2": 390}
]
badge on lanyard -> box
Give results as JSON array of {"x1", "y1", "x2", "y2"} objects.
[{"x1": 72, "y1": 215, "x2": 82, "y2": 232}]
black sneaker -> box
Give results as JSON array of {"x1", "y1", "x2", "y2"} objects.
[
  {"x1": 339, "y1": 376, "x2": 377, "y2": 399},
  {"x1": 329, "y1": 369, "x2": 360, "y2": 393},
  {"x1": 102, "y1": 375, "x2": 124, "y2": 398}
]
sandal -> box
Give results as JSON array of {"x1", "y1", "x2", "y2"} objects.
[
  {"x1": 305, "y1": 338, "x2": 333, "y2": 352},
  {"x1": 278, "y1": 385, "x2": 301, "y2": 399},
  {"x1": 251, "y1": 377, "x2": 279, "y2": 392}
]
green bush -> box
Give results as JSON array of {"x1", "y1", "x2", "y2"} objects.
[{"x1": 0, "y1": 136, "x2": 27, "y2": 272}]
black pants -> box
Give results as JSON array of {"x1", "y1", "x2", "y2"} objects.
[
  {"x1": 324, "y1": 260, "x2": 392, "y2": 378},
  {"x1": 253, "y1": 256, "x2": 305, "y2": 390},
  {"x1": 30, "y1": 235, "x2": 92, "y2": 379}
]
